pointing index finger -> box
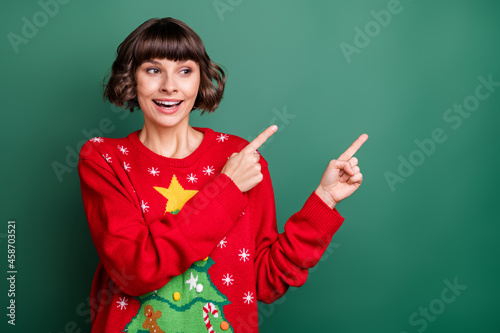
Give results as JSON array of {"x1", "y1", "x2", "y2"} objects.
[
  {"x1": 338, "y1": 133, "x2": 368, "y2": 161},
  {"x1": 243, "y1": 125, "x2": 278, "y2": 153}
]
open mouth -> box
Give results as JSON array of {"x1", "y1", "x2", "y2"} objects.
[{"x1": 153, "y1": 100, "x2": 183, "y2": 109}]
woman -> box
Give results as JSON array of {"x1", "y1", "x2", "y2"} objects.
[{"x1": 78, "y1": 17, "x2": 367, "y2": 333}]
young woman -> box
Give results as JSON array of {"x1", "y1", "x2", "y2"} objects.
[{"x1": 78, "y1": 17, "x2": 367, "y2": 333}]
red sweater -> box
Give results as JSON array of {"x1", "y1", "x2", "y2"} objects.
[{"x1": 77, "y1": 126, "x2": 345, "y2": 333}]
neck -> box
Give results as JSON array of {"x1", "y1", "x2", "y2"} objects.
[{"x1": 138, "y1": 122, "x2": 203, "y2": 159}]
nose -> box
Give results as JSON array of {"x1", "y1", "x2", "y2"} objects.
[{"x1": 160, "y1": 73, "x2": 177, "y2": 94}]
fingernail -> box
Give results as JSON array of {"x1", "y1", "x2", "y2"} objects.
[{"x1": 271, "y1": 125, "x2": 278, "y2": 131}]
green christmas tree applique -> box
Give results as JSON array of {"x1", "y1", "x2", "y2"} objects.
[{"x1": 123, "y1": 256, "x2": 234, "y2": 333}]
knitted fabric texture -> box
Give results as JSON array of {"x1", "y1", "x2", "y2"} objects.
[{"x1": 77, "y1": 127, "x2": 345, "y2": 332}]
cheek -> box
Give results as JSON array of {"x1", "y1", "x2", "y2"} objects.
[
  {"x1": 136, "y1": 78, "x2": 159, "y2": 98},
  {"x1": 185, "y1": 79, "x2": 201, "y2": 98}
]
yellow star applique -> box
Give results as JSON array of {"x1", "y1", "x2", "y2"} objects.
[{"x1": 153, "y1": 174, "x2": 198, "y2": 214}]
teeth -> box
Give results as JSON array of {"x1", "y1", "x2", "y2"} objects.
[{"x1": 156, "y1": 100, "x2": 181, "y2": 106}]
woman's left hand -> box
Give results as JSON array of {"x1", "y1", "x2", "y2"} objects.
[{"x1": 315, "y1": 134, "x2": 368, "y2": 209}]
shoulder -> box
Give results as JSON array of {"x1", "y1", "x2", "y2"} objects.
[{"x1": 78, "y1": 132, "x2": 130, "y2": 167}]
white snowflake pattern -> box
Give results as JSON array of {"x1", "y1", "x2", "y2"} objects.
[
  {"x1": 116, "y1": 296, "x2": 128, "y2": 310},
  {"x1": 148, "y1": 167, "x2": 160, "y2": 176},
  {"x1": 102, "y1": 154, "x2": 112, "y2": 163},
  {"x1": 123, "y1": 162, "x2": 131, "y2": 172},
  {"x1": 238, "y1": 248, "x2": 250, "y2": 262},
  {"x1": 216, "y1": 133, "x2": 229, "y2": 142},
  {"x1": 222, "y1": 274, "x2": 234, "y2": 286},
  {"x1": 203, "y1": 165, "x2": 215, "y2": 176},
  {"x1": 243, "y1": 291, "x2": 254, "y2": 304},
  {"x1": 117, "y1": 145, "x2": 129, "y2": 155},
  {"x1": 217, "y1": 237, "x2": 227, "y2": 249},
  {"x1": 185, "y1": 272, "x2": 199, "y2": 291},
  {"x1": 90, "y1": 137, "x2": 104, "y2": 143},
  {"x1": 141, "y1": 200, "x2": 149, "y2": 213},
  {"x1": 186, "y1": 173, "x2": 198, "y2": 183}
]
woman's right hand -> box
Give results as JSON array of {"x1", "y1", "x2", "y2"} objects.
[{"x1": 221, "y1": 125, "x2": 278, "y2": 193}]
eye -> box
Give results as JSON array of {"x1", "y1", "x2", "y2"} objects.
[
  {"x1": 180, "y1": 68, "x2": 192, "y2": 75},
  {"x1": 146, "y1": 67, "x2": 160, "y2": 74}
]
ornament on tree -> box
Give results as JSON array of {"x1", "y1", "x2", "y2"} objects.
[
  {"x1": 220, "y1": 321, "x2": 230, "y2": 331},
  {"x1": 142, "y1": 305, "x2": 164, "y2": 333}
]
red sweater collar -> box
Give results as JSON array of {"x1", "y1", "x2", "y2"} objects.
[{"x1": 127, "y1": 127, "x2": 215, "y2": 168}]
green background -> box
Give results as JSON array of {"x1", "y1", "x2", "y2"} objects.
[{"x1": 1, "y1": 0, "x2": 499, "y2": 332}]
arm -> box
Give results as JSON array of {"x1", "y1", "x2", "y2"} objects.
[
  {"x1": 77, "y1": 141, "x2": 247, "y2": 296},
  {"x1": 252, "y1": 157, "x2": 345, "y2": 304}
]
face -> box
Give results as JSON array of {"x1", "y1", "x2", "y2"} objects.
[{"x1": 135, "y1": 58, "x2": 200, "y2": 129}]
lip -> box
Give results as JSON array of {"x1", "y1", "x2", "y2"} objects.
[{"x1": 153, "y1": 100, "x2": 183, "y2": 114}]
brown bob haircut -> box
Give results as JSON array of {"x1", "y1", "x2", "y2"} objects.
[{"x1": 103, "y1": 17, "x2": 226, "y2": 114}]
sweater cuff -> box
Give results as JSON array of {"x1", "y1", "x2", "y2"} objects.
[
  {"x1": 300, "y1": 191, "x2": 345, "y2": 237},
  {"x1": 209, "y1": 173, "x2": 248, "y2": 221}
]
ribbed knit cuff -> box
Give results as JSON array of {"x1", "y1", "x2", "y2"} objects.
[
  {"x1": 209, "y1": 173, "x2": 248, "y2": 221},
  {"x1": 300, "y1": 191, "x2": 345, "y2": 237}
]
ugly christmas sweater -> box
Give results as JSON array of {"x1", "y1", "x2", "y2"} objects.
[{"x1": 77, "y1": 126, "x2": 345, "y2": 333}]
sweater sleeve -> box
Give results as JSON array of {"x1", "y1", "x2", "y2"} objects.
[
  {"x1": 77, "y1": 142, "x2": 248, "y2": 296},
  {"x1": 252, "y1": 156, "x2": 345, "y2": 304}
]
